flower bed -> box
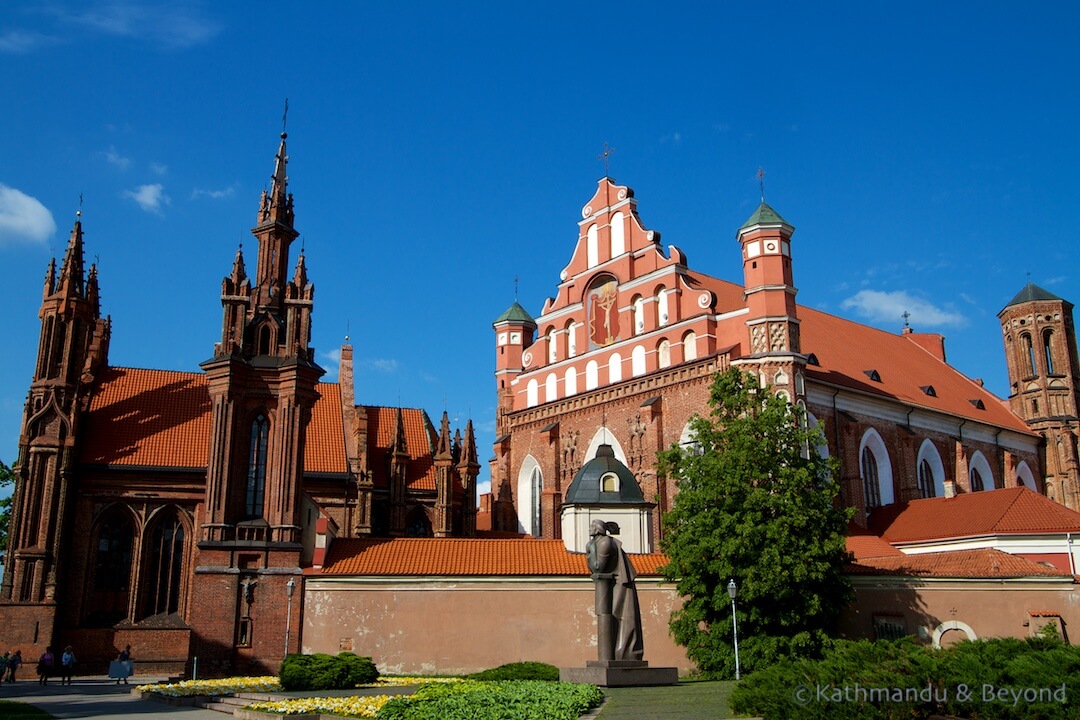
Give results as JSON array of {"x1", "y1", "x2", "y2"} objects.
[
  {"x1": 247, "y1": 694, "x2": 394, "y2": 718},
  {"x1": 137, "y1": 676, "x2": 281, "y2": 697}
]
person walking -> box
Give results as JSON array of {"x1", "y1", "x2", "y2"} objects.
[
  {"x1": 5, "y1": 650, "x2": 22, "y2": 682},
  {"x1": 60, "y1": 646, "x2": 76, "y2": 685},
  {"x1": 0, "y1": 652, "x2": 8, "y2": 683},
  {"x1": 36, "y1": 646, "x2": 55, "y2": 685},
  {"x1": 113, "y1": 645, "x2": 133, "y2": 684}
]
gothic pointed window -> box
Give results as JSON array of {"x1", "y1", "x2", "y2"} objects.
[
  {"x1": 87, "y1": 508, "x2": 135, "y2": 626},
  {"x1": 1044, "y1": 330, "x2": 1055, "y2": 374},
  {"x1": 245, "y1": 414, "x2": 269, "y2": 519},
  {"x1": 918, "y1": 459, "x2": 935, "y2": 498},
  {"x1": 862, "y1": 446, "x2": 881, "y2": 509},
  {"x1": 142, "y1": 510, "x2": 185, "y2": 618},
  {"x1": 258, "y1": 325, "x2": 272, "y2": 356},
  {"x1": 1022, "y1": 333, "x2": 1035, "y2": 377},
  {"x1": 530, "y1": 466, "x2": 542, "y2": 537}
]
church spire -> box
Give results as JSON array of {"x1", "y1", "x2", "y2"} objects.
[
  {"x1": 57, "y1": 219, "x2": 86, "y2": 298},
  {"x1": 231, "y1": 244, "x2": 248, "y2": 285},
  {"x1": 435, "y1": 410, "x2": 453, "y2": 459}
]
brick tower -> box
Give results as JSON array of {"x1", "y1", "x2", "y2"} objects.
[
  {"x1": 1, "y1": 216, "x2": 110, "y2": 653},
  {"x1": 193, "y1": 131, "x2": 323, "y2": 672},
  {"x1": 734, "y1": 200, "x2": 806, "y2": 404},
  {"x1": 999, "y1": 282, "x2": 1080, "y2": 510},
  {"x1": 491, "y1": 301, "x2": 536, "y2": 531}
]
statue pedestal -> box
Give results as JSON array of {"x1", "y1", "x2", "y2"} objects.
[{"x1": 560, "y1": 660, "x2": 678, "y2": 687}]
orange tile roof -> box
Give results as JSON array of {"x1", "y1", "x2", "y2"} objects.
[
  {"x1": 81, "y1": 367, "x2": 347, "y2": 474},
  {"x1": 320, "y1": 537, "x2": 668, "y2": 576},
  {"x1": 363, "y1": 406, "x2": 439, "y2": 491},
  {"x1": 846, "y1": 533, "x2": 904, "y2": 560},
  {"x1": 868, "y1": 487, "x2": 1080, "y2": 543},
  {"x1": 796, "y1": 306, "x2": 1033, "y2": 433},
  {"x1": 849, "y1": 548, "x2": 1071, "y2": 579}
]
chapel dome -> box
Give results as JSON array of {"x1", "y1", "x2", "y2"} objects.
[{"x1": 564, "y1": 444, "x2": 647, "y2": 505}]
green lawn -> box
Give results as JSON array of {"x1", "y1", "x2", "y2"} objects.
[
  {"x1": 599, "y1": 680, "x2": 744, "y2": 720},
  {"x1": 0, "y1": 700, "x2": 54, "y2": 720}
]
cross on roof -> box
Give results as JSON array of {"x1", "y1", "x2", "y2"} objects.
[{"x1": 598, "y1": 142, "x2": 615, "y2": 175}]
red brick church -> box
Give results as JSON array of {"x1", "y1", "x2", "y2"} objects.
[
  {"x1": 4, "y1": 130, "x2": 1080, "y2": 676},
  {"x1": 0, "y1": 133, "x2": 479, "y2": 673}
]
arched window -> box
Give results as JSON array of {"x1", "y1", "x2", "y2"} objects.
[
  {"x1": 142, "y1": 510, "x2": 184, "y2": 618},
  {"x1": 632, "y1": 296, "x2": 645, "y2": 335},
  {"x1": 258, "y1": 325, "x2": 272, "y2": 356},
  {"x1": 862, "y1": 447, "x2": 881, "y2": 509},
  {"x1": 657, "y1": 288, "x2": 670, "y2": 326},
  {"x1": 531, "y1": 466, "x2": 543, "y2": 536},
  {"x1": 88, "y1": 508, "x2": 135, "y2": 626},
  {"x1": 526, "y1": 379, "x2": 539, "y2": 407},
  {"x1": 566, "y1": 322, "x2": 577, "y2": 358},
  {"x1": 1044, "y1": 330, "x2": 1055, "y2": 374},
  {"x1": 545, "y1": 373, "x2": 557, "y2": 403},
  {"x1": 245, "y1": 415, "x2": 269, "y2": 519},
  {"x1": 631, "y1": 345, "x2": 646, "y2": 376},
  {"x1": 859, "y1": 429, "x2": 894, "y2": 509},
  {"x1": 585, "y1": 360, "x2": 599, "y2": 390},
  {"x1": 968, "y1": 451, "x2": 995, "y2": 492},
  {"x1": 658, "y1": 339, "x2": 671, "y2": 369},
  {"x1": 565, "y1": 367, "x2": 578, "y2": 396},
  {"x1": 916, "y1": 439, "x2": 946, "y2": 499},
  {"x1": 683, "y1": 331, "x2": 697, "y2": 361},
  {"x1": 601, "y1": 472, "x2": 620, "y2": 493},
  {"x1": 1022, "y1": 333, "x2": 1035, "y2": 376},
  {"x1": 1016, "y1": 461, "x2": 1036, "y2": 489},
  {"x1": 405, "y1": 507, "x2": 432, "y2": 537},
  {"x1": 608, "y1": 353, "x2": 623, "y2": 384},
  {"x1": 586, "y1": 224, "x2": 599, "y2": 267},
  {"x1": 547, "y1": 329, "x2": 557, "y2": 364},
  {"x1": 610, "y1": 211, "x2": 625, "y2": 256},
  {"x1": 516, "y1": 457, "x2": 543, "y2": 536},
  {"x1": 918, "y1": 460, "x2": 935, "y2": 498}
]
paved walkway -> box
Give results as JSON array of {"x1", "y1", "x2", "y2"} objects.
[{"x1": 1, "y1": 676, "x2": 224, "y2": 719}]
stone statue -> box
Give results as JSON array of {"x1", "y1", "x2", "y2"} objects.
[{"x1": 585, "y1": 519, "x2": 644, "y2": 662}]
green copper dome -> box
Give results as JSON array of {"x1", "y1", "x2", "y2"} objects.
[
  {"x1": 493, "y1": 301, "x2": 535, "y2": 325},
  {"x1": 739, "y1": 201, "x2": 789, "y2": 230},
  {"x1": 564, "y1": 444, "x2": 647, "y2": 505}
]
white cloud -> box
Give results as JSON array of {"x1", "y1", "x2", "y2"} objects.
[
  {"x1": 0, "y1": 184, "x2": 56, "y2": 245},
  {"x1": 191, "y1": 185, "x2": 236, "y2": 200},
  {"x1": 840, "y1": 290, "x2": 967, "y2": 329},
  {"x1": 363, "y1": 358, "x2": 398, "y2": 373},
  {"x1": 103, "y1": 145, "x2": 130, "y2": 170},
  {"x1": 320, "y1": 348, "x2": 341, "y2": 382},
  {"x1": 660, "y1": 131, "x2": 682, "y2": 145},
  {"x1": 476, "y1": 479, "x2": 492, "y2": 496},
  {"x1": 149, "y1": 162, "x2": 168, "y2": 176},
  {"x1": 50, "y1": 2, "x2": 222, "y2": 49},
  {"x1": 0, "y1": 29, "x2": 59, "y2": 54},
  {"x1": 122, "y1": 183, "x2": 169, "y2": 214}
]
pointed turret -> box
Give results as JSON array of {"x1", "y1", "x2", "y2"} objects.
[
  {"x1": 435, "y1": 411, "x2": 453, "y2": 460},
  {"x1": 86, "y1": 264, "x2": 100, "y2": 317},
  {"x1": 231, "y1": 245, "x2": 248, "y2": 286},
  {"x1": 252, "y1": 132, "x2": 299, "y2": 309},
  {"x1": 292, "y1": 250, "x2": 308, "y2": 289},
  {"x1": 458, "y1": 419, "x2": 480, "y2": 536},
  {"x1": 57, "y1": 220, "x2": 86, "y2": 298},
  {"x1": 388, "y1": 406, "x2": 410, "y2": 535},
  {"x1": 43, "y1": 258, "x2": 56, "y2": 299}
]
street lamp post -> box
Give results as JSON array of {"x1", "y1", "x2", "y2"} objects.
[
  {"x1": 727, "y1": 579, "x2": 741, "y2": 680},
  {"x1": 285, "y1": 578, "x2": 296, "y2": 658}
]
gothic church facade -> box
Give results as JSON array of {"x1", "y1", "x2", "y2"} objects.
[{"x1": 0, "y1": 134, "x2": 479, "y2": 674}]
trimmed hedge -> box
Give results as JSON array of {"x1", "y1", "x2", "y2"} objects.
[
  {"x1": 376, "y1": 680, "x2": 603, "y2": 720},
  {"x1": 279, "y1": 652, "x2": 379, "y2": 691},
  {"x1": 729, "y1": 636, "x2": 1080, "y2": 720},
  {"x1": 466, "y1": 661, "x2": 560, "y2": 682}
]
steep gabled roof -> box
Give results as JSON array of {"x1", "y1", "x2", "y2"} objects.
[
  {"x1": 797, "y1": 306, "x2": 1034, "y2": 434},
  {"x1": 846, "y1": 531, "x2": 905, "y2": 560},
  {"x1": 849, "y1": 548, "x2": 1070, "y2": 579},
  {"x1": 868, "y1": 487, "x2": 1080, "y2": 543},
  {"x1": 362, "y1": 406, "x2": 441, "y2": 491},
  {"x1": 80, "y1": 367, "x2": 348, "y2": 474},
  {"x1": 320, "y1": 537, "x2": 668, "y2": 576}
]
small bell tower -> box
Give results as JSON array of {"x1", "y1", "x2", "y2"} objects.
[
  {"x1": 734, "y1": 194, "x2": 805, "y2": 404},
  {"x1": 999, "y1": 282, "x2": 1080, "y2": 509}
]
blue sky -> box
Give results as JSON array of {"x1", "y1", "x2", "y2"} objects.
[{"x1": 1, "y1": 2, "x2": 1078, "y2": 495}]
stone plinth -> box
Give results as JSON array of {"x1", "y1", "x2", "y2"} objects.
[{"x1": 560, "y1": 659, "x2": 678, "y2": 687}]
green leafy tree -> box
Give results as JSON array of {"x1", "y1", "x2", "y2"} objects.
[
  {"x1": 0, "y1": 458, "x2": 13, "y2": 564},
  {"x1": 658, "y1": 367, "x2": 854, "y2": 677}
]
